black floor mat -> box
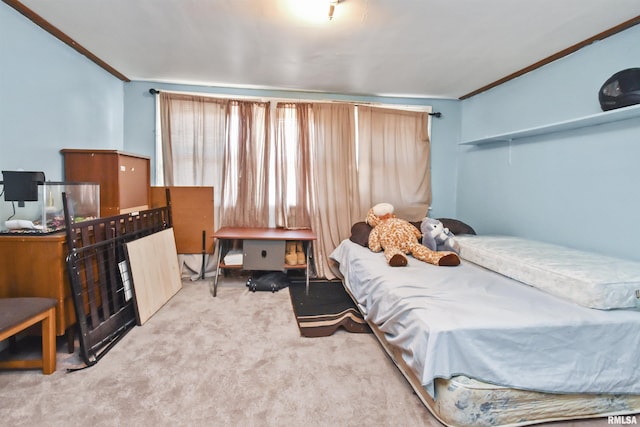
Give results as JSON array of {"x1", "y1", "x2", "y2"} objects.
[{"x1": 288, "y1": 280, "x2": 371, "y2": 337}]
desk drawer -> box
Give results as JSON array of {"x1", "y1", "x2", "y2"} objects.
[{"x1": 243, "y1": 240, "x2": 285, "y2": 271}]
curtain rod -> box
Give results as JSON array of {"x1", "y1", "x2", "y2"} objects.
[{"x1": 148, "y1": 88, "x2": 442, "y2": 117}]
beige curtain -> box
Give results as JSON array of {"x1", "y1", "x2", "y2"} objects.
[
  {"x1": 160, "y1": 93, "x2": 431, "y2": 279},
  {"x1": 158, "y1": 92, "x2": 227, "y2": 277},
  {"x1": 308, "y1": 103, "x2": 359, "y2": 278},
  {"x1": 160, "y1": 94, "x2": 270, "y2": 228},
  {"x1": 357, "y1": 106, "x2": 432, "y2": 221},
  {"x1": 274, "y1": 103, "x2": 312, "y2": 229},
  {"x1": 159, "y1": 92, "x2": 226, "y2": 226},
  {"x1": 220, "y1": 100, "x2": 271, "y2": 227},
  {"x1": 274, "y1": 102, "x2": 358, "y2": 278}
]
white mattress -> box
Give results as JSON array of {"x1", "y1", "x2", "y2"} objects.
[
  {"x1": 456, "y1": 235, "x2": 640, "y2": 310},
  {"x1": 330, "y1": 239, "x2": 640, "y2": 399}
]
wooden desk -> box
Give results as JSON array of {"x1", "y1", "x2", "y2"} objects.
[
  {"x1": 212, "y1": 227, "x2": 316, "y2": 297},
  {"x1": 0, "y1": 233, "x2": 75, "y2": 349}
]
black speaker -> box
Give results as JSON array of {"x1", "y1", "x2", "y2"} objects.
[{"x1": 599, "y1": 68, "x2": 640, "y2": 111}]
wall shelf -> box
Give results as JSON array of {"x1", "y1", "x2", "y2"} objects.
[{"x1": 459, "y1": 103, "x2": 640, "y2": 145}]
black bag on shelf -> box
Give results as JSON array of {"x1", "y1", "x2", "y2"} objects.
[
  {"x1": 246, "y1": 272, "x2": 291, "y2": 293},
  {"x1": 599, "y1": 68, "x2": 640, "y2": 111}
]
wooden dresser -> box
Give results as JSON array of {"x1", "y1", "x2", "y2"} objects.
[
  {"x1": 0, "y1": 232, "x2": 75, "y2": 341},
  {"x1": 60, "y1": 149, "x2": 151, "y2": 217}
]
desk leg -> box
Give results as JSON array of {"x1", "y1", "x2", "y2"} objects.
[
  {"x1": 200, "y1": 230, "x2": 206, "y2": 281},
  {"x1": 211, "y1": 239, "x2": 222, "y2": 298},
  {"x1": 305, "y1": 241, "x2": 310, "y2": 295}
]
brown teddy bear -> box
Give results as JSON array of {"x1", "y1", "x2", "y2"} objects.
[{"x1": 366, "y1": 203, "x2": 460, "y2": 267}]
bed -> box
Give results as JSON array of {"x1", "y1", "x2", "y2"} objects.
[{"x1": 330, "y1": 233, "x2": 640, "y2": 427}]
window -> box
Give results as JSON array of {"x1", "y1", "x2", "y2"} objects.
[{"x1": 157, "y1": 91, "x2": 432, "y2": 278}]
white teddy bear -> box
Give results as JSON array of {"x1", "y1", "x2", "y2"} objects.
[{"x1": 420, "y1": 217, "x2": 460, "y2": 254}]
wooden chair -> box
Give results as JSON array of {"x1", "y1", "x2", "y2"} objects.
[{"x1": 0, "y1": 297, "x2": 57, "y2": 374}]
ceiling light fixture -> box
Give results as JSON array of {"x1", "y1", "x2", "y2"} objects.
[
  {"x1": 328, "y1": 0, "x2": 340, "y2": 20},
  {"x1": 289, "y1": 0, "x2": 339, "y2": 23}
]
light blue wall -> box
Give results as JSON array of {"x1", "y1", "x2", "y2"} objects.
[
  {"x1": 0, "y1": 3, "x2": 124, "y2": 181},
  {"x1": 458, "y1": 24, "x2": 640, "y2": 261},
  {"x1": 123, "y1": 81, "x2": 462, "y2": 217}
]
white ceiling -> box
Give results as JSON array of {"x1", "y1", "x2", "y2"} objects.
[{"x1": 15, "y1": 0, "x2": 640, "y2": 99}]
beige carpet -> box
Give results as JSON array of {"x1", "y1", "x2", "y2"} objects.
[{"x1": 0, "y1": 277, "x2": 614, "y2": 427}]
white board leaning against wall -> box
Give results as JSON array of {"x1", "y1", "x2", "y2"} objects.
[{"x1": 125, "y1": 228, "x2": 182, "y2": 325}]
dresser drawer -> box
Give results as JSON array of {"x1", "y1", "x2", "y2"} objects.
[{"x1": 243, "y1": 240, "x2": 285, "y2": 271}]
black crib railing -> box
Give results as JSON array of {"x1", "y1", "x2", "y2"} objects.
[{"x1": 63, "y1": 193, "x2": 171, "y2": 367}]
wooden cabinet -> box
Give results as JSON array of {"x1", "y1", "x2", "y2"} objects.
[
  {"x1": 0, "y1": 233, "x2": 74, "y2": 338},
  {"x1": 61, "y1": 149, "x2": 150, "y2": 217}
]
